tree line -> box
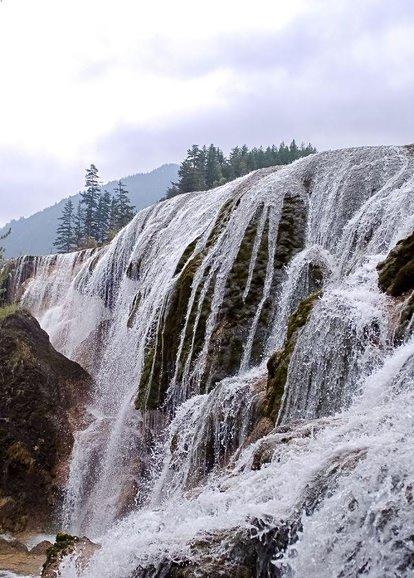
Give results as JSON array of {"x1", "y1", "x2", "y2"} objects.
[
  {"x1": 166, "y1": 140, "x2": 316, "y2": 198},
  {"x1": 54, "y1": 141, "x2": 316, "y2": 253},
  {"x1": 54, "y1": 164, "x2": 135, "y2": 253}
]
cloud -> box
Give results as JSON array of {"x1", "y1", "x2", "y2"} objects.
[
  {"x1": 0, "y1": 0, "x2": 413, "y2": 224},
  {"x1": 140, "y1": 0, "x2": 414, "y2": 79},
  {"x1": 97, "y1": 0, "x2": 414, "y2": 172},
  {"x1": 0, "y1": 149, "x2": 82, "y2": 224}
]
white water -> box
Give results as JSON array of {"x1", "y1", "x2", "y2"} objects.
[{"x1": 9, "y1": 145, "x2": 414, "y2": 576}]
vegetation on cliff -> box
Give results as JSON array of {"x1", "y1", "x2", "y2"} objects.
[
  {"x1": 377, "y1": 231, "x2": 414, "y2": 297},
  {"x1": 166, "y1": 140, "x2": 316, "y2": 198},
  {"x1": 377, "y1": 230, "x2": 414, "y2": 342},
  {"x1": 265, "y1": 292, "x2": 321, "y2": 422}
]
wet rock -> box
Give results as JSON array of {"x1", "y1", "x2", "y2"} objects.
[
  {"x1": 377, "y1": 231, "x2": 414, "y2": 297},
  {"x1": 204, "y1": 192, "x2": 308, "y2": 390},
  {"x1": 132, "y1": 441, "x2": 365, "y2": 578},
  {"x1": 136, "y1": 171, "x2": 308, "y2": 412},
  {"x1": 0, "y1": 309, "x2": 92, "y2": 533},
  {"x1": 377, "y1": 232, "x2": 414, "y2": 342},
  {"x1": 0, "y1": 256, "x2": 37, "y2": 305},
  {"x1": 42, "y1": 533, "x2": 99, "y2": 577},
  {"x1": 395, "y1": 292, "x2": 414, "y2": 342},
  {"x1": 248, "y1": 417, "x2": 340, "y2": 472},
  {"x1": 0, "y1": 536, "x2": 46, "y2": 576},
  {"x1": 265, "y1": 292, "x2": 320, "y2": 421},
  {"x1": 30, "y1": 539, "x2": 53, "y2": 555}
]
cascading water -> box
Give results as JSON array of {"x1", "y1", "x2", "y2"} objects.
[{"x1": 7, "y1": 145, "x2": 414, "y2": 577}]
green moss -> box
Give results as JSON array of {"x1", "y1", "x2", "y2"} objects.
[
  {"x1": 136, "y1": 253, "x2": 204, "y2": 411},
  {"x1": 135, "y1": 344, "x2": 156, "y2": 410},
  {"x1": 204, "y1": 198, "x2": 234, "y2": 251},
  {"x1": 265, "y1": 291, "x2": 320, "y2": 421},
  {"x1": 377, "y1": 231, "x2": 414, "y2": 297},
  {"x1": 174, "y1": 237, "x2": 200, "y2": 276},
  {"x1": 0, "y1": 304, "x2": 20, "y2": 320},
  {"x1": 135, "y1": 191, "x2": 308, "y2": 410},
  {"x1": 199, "y1": 206, "x2": 268, "y2": 390},
  {"x1": 127, "y1": 293, "x2": 142, "y2": 328},
  {"x1": 43, "y1": 533, "x2": 78, "y2": 572},
  {"x1": 394, "y1": 291, "x2": 414, "y2": 343},
  {"x1": 174, "y1": 266, "x2": 215, "y2": 385},
  {"x1": 5, "y1": 441, "x2": 35, "y2": 468}
]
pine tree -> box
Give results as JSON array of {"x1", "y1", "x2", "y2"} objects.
[
  {"x1": 96, "y1": 190, "x2": 112, "y2": 244},
  {"x1": 113, "y1": 180, "x2": 135, "y2": 231},
  {"x1": 205, "y1": 144, "x2": 224, "y2": 188},
  {"x1": 165, "y1": 140, "x2": 317, "y2": 199},
  {"x1": 73, "y1": 202, "x2": 84, "y2": 250},
  {"x1": 53, "y1": 199, "x2": 75, "y2": 253},
  {"x1": 80, "y1": 164, "x2": 101, "y2": 240}
]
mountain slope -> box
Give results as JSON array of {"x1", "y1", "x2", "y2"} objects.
[{"x1": 0, "y1": 163, "x2": 178, "y2": 258}]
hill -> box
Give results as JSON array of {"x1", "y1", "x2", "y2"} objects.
[{"x1": 0, "y1": 163, "x2": 178, "y2": 258}]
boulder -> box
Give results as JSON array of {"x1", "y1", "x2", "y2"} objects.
[
  {"x1": 0, "y1": 536, "x2": 46, "y2": 576},
  {"x1": 0, "y1": 309, "x2": 91, "y2": 533},
  {"x1": 377, "y1": 231, "x2": 414, "y2": 341},
  {"x1": 42, "y1": 533, "x2": 99, "y2": 578},
  {"x1": 377, "y1": 231, "x2": 414, "y2": 297}
]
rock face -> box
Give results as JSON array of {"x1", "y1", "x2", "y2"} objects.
[
  {"x1": 130, "y1": 427, "x2": 366, "y2": 578},
  {"x1": 377, "y1": 231, "x2": 414, "y2": 297},
  {"x1": 0, "y1": 536, "x2": 49, "y2": 576},
  {"x1": 41, "y1": 533, "x2": 100, "y2": 578},
  {"x1": 0, "y1": 309, "x2": 91, "y2": 533},
  {"x1": 265, "y1": 292, "x2": 320, "y2": 422},
  {"x1": 377, "y1": 231, "x2": 414, "y2": 341},
  {"x1": 135, "y1": 175, "x2": 308, "y2": 413},
  {"x1": 0, "y1": 255, "x2": 37, "y2": 305}
]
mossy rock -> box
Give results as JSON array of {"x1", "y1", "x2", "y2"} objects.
[
  {"x1": 136, "y1": 250, "x2": 205, "y2": 411},
  {"x1": 0, "y1": 256, "x2": 37, "y2": 306},
  {"x1": 43, "y1": 533, "x2": 78, "y2": 573},
  {"x1": 136, "y1": 197, "x2": 241, "y2": 411},
  {"x1": 265, "y1": 291, "x2": 321, "y2": 421},
  {"x1": 377, "y1": 231, "x2": 414, "y2": 297},
  {"x1": 0, "y1": 310, "x2": 91, "y2": 533},
  {"x1": 136, "y1": 187, "x2": 308, "y2": 411},
  {"x1": 0, "y1": 303, "x2": 20, "y2": 320},
  {"x1": 394, "y1": 291, "x2": 414, "y2": 343}
]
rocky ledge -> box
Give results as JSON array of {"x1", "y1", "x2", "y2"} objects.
[{"x1": 0, "y1": 307, "x2": 91, "y2": 534}]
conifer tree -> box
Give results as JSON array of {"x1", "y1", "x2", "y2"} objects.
[
  {"x1": 53, "y1": 199, "x2": 75, "y2": 253},
  {"x1": 96, "y1": 190, "x2": 112, "y2": 244},
  {"x1": 113, "y1": 180, "x2": 135, "y2": 230},
  {"x1": 108, "y1": 195, "x2": 118, "y2": 232},
  {"x1": 80, "y1": 164, "x2": 101, "y2": 240},
  {"x1": 206, "y1": 144, "x2": 224, "y2": 188},
  {"x1": 167, "y1": 140, "x2": 316, "y2": 198},
  {"x1": 73, "y1": 202, "x2": 84, "y2": 250}
]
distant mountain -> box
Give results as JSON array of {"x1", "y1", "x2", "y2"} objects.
[{"x1": 1, "y1": 163, "x2": 178, "y2": 258}]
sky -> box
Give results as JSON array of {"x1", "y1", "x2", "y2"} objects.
[{"x1": 0, "y1": 0, "x2": 413, "y2": 224}]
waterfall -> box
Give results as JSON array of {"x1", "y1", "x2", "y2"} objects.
[{"x1": 7, "y1": 145, "x2": 414, "y2": 576}]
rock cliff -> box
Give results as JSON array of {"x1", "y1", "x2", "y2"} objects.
[{"x1": 0, "y1": 308, "x2": 91, "y2": 533}]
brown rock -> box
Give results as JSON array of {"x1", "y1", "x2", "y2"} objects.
[
  {"x1": 0, "y1": 536, "x2": 46, "y2": 576},
  {"x1": 42, "y1": 533, "x2": 100, "y2": 578},
  {"x1": 0, "y1": 309, "x2": 92, "y2": 533},
  {"x1": 30, "y1": 540, "x2": 53, "y2": 555},
  {"x1": 377, "y1": 231, "x2": 414, "y2": 297}
]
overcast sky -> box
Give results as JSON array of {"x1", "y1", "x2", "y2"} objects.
[{"x1": 0, "y1": 0, "x2": 413, "y2": 224}]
